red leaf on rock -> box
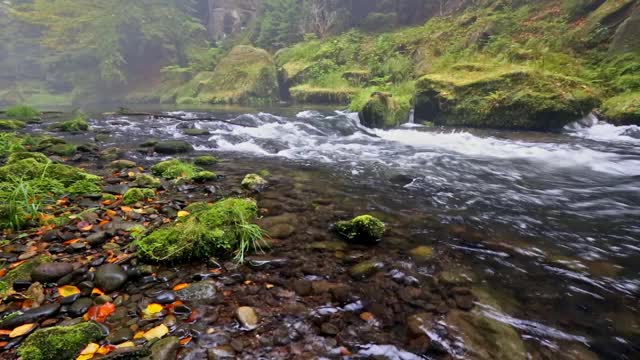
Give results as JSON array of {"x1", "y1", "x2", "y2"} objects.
[{"x1": 84, "y1": 302, "x2": 116, "y2": 323}]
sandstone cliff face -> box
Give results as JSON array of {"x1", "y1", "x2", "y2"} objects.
[{"x1": 207, "y1": 0, "x2": 261, "y2": 41}]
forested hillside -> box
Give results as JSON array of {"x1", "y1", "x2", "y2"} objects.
[{"x1": 1, "y1": 0, "x2": 639, "y2": 128}]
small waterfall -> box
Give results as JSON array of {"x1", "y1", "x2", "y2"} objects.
[
  {"x1": 408, "y1": 108, "x2": 415, "y2": 124},
  {"x1": 565, "y1": 112, "x2": 599, "y2": 131}
]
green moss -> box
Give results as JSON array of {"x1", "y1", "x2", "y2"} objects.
[
  {"x1": 4, "y1": 105, "x2": 40, "y2": 120},
  {"x1": 7, "y1": 152, "x2": 49, "y2": 164},
  {"x1": 46, "y1": 143, "x2": 77, "y2": 156},
  {"x1": 0, "y1": 158, "x2": 96, "y2": 185},
  {"x1": 187, "y1": 46, "x2": 279, "y2": 104},
  {"x1": 193, "y1": 155, "x2": 219, "y2": 166},
  {"x1": 0, "y1": 119, "x2": 27, "y2": 130},
  {"x1": 123, "y1": 188, "x2": 156, "y2": 205},
  {"x1": 49, "y1": 113, "x2": 90, "y2": 132},
  {"x1": 335, "y1": 215, "x2": 386, "y2": 244},
  {"x1": 290, "y1": 85, "x2": 357, "y2": 104},
  {"x1": 102, "y1": 193, "x2": 117, "y2": 201},
  {"x1": 415, "y1": 66, "x2": 599, "y2": 130},
  {"x1": 135, "y1": 174, "x2": 161, "y2": 189},
  {"x1": 135, "y1": 198, "x2": 265, "y2": 262},
  {"x1": 241, "y1": 174, "x2": 267, "y2": 191},
  {"x1": 151, "y1": 159, "x2": 200, "y2": 180},
  {"x1": 66, "y1": 179, "x2": 101, "y2": 195},
  {"x1": 193, "y1": 171, "x2": 217, "y2": 182},
  {"x1": 0, "y1": 133, "x2": 25, "y2": 158},
  {"x1": 18, "y1": 322, "x2": 105, "y2": 360},
  {"x1": 601, "y1": 91, "x2": 640, "y2": 125},
  {"x1": 0, "y1": 255, "x2": 50, "y2": 299}
]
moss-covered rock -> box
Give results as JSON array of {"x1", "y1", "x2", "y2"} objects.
[
  {"x1": 135, "y1": 174, "x2": 162, "y2": 189},
  {"x1": 99, "y1": 147, "x2": 124, "y2": 161},
  {"x1": 135, "y1": 198, "x2": 264, "y2": 262},
  {"x1": 601, "y1": 91, "x2": 640, "y2": 125},
  {"x1": 241, "y1": 174, "x2": 267, "y2": 191},
  {"x1": 46, "y1": 143, "x2": 77, "y2": 156},
  {"x1": 151, "y1": 159, "x2": 200, "y2": 180},
  {"x1": 4, "y1": 105, "x2": 40, "y2": 121},
  {"x1": 193, "y1": 46, "x2": 279, "y2": 104},
  {"x1": 415, "y1": 65, "x2": 599, "y2": 131},
  {"x1": 194, "y1": 155, "x2": 219, "y2": 166},
  {"x1": 66, "y1": 179, "x2": 102, "y2": 195},
  {"x1": 18, "y1": 322, "x2": 106, "y2": 360},
  {"x1": 335, "y1": 215, "x2": 386, "y2": 244},
  {"x1": 154, "y1": 140, "x2": 193, "y2": 155},
  {"x1": 123, "y1": 188, "x2": 155, "y2": 205},
  {"x1": 108, "y1": 160, "x2": 137, "y2": 170},
  {"x1": 0, "y1": 119, "x2": 27, "y2": 130},
  {"x1": 49, "y1": 113, "x2": 89, "y2": 132},
  {"x1": 6, "y1": 152, "x2": 49, "y2": 164},
  {"x1": 0, "y1": 255, "x2": 50, "y2": 299},
  {"x1": 609, "y1": 4, "x2": 640, "y2": 54},
  {"x1": 193, "y1": 171, "x2": 217, "y2": 182},
  {"x1": 0, "y1": 158, "x2": 97, "y2": 185},
  {"x1": 358, "y1": 92, "x2": 411, "y2": 129},
  {"x1": 290, "y1": 85, "x2": 357, "y2": 104}
]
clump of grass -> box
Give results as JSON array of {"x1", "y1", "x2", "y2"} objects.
[
  {"x1": 0, "y1": 133, "x2": 25, "y2": 158},
  {"x1": 50, "y1": 113, "x2": 90, "y2": 132},
  {"x1": 135, "y1": 198, "x2": 266, "y2": 263},
  {"x1": 151, "y1": 159, "x2": 205, "y2": 181},
  {"x1": 4, "y1": 105, "x2": 40, "y2": 120}
]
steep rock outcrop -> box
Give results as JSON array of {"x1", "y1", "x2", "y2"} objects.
[{"x1": 207, "y1": 0, "x2": 261, "y2": 41}]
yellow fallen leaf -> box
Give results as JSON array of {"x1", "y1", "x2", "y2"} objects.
[
  {"x1": 143, "y1": 324, "x2": 169, "y2": 340},
  {"x1": 116, "y1": 341, "x2": 135, "y2": 348},
  {"x1": 58, "y1": 285, "x2": 80, "y2": 297},
  {"x1": 127, "y1": 172, "x2": 136, "y2": 178},
  {"x1": 265, "y1": 283, "x2": 274, "y2": 289},
  {"x1": 177, "y1": 211, "x2": 190, "y2": 218},
  {"x1": 133, "y1": 330, "x2": 145, "y2": 339},
  {"x1": 143, "y1": 303, "x2": 164, "y2": 317},
  {"x1": 76, "y1": 355, "x2": 93, "y2": 360},
  {"x1": 91, "y1": 288, "x2": 105, "y2": 296},
  {"x1": 9, "y1": 323, "x2": 36, "y2": 338},
  {"x1": 80, "y1": 343, "x2": 100, "y2": 355},
  {"x1": 105, "y1": 209, "x2": 117, "y2": 218},
  {"x1": 120, "y1": 206, "x2": 133, "y2": 213}
]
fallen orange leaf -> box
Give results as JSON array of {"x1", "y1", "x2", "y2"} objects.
[
  {"x1": 9, "y1": 323, "x2": 36, "y2": 338},
  {"x1": 9, "y1": 260, "x2": 26, "y2": 269},
  {"x1": 99, "y1": 220, "x2": 110, "y2": 227},
  {"x1": 133, "y1": 330, "x2": 145, "y2": 339},
  {"x1": 58, "y1": 285, "x2": 81, "y2": 297},
  {"x1": 143, "y1": 324, "x2": 169, "y2": 340},
  {"x1": 360, "y1": 312, "x2": 375, "y2": 322},
  {"x1": 177, "y1": 211, "x2": 190, "y2": 218},
  {"x1": 102, "y1": 199, "x2": 113, "y2": 206},
  {"x1": 105, "y1": 209, "x2": 117, "y2": 218},
  {"x1": 0, "y1": 330, "x2": 12, "y2": 336},
  {"x1": 179, "y1": 336, "x2": 192, "y2": 346},
  {"x1": 172, "y1": 283, "x2": 189, "y2": 291},
  {"x1": 265, "y1": 283, "x2": 274, "y2": 289},
  {"x1": 84, "y1": 303, "x2": 116, "y2": 323},
  {"x1": 97, "y1": 345, "x2": 116, "y2": 355},
  {"x1": 120, "y1": 206, "x2": 133, "y2": 213},
  {"x1": 91, "y1": 288, "x2": 105, "y2": 296},
  {"x1": 0, "y1": 341, "x2": 8, "y2": 348},
  {"x1": 0, "y1": 268, "x2": 7, "y2": 278},
  {"x1": 209, "y1": 269, "x2": 222, "y2": 275},
  {"x1": 79, "y1": 224, "x2": 93, "y2": 232},
  {"x1": 63, "y1": 238, "x2": 80, "y2": 245}
]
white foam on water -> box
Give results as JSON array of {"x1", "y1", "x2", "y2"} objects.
[{"x1": 568, "y1": 118, "x2": 640, "y2": 144}]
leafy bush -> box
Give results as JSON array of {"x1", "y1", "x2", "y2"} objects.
[{"x1": 135, "y1": 198, "x2": 266, "y2": 263}]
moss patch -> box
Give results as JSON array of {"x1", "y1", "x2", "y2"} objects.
[
  {"x1": 135, "y1": 198, "x2": 265, "y2": 262},
  {"x1": 0, "y1": 255, "x2": 50, "y2": 299},
  {"x1": 49, "y1": 113, "x2": 89, "y2": 132},
  {"x1": 189, "y1": 46, "x2": 279, "y2": 104},
  {"x1": 193, "y1": 155, "x2": 219, "y2": 166},
  {"x1": 241, "y1": 174, "x2": 267, "y2": 191},
  {"x1": 335, "y1": 215, "x2": 386, "y2": 244},
  {"x1": 18, "y1": 322, "x2": 105, "y2": 360},
  {"x1": 135, "y1": 174, "x2": 161, "y2": 189},
  {"x1": 0, "y1": 119, "x2": 27, "y2": 131},
  {"x1": 4, "y1": 105, "x2": 40, "y2": 120},
  {"x1": 151, "y1": 159, "x2": 201, "y2": 180},
  {"x1": 6, "y1": 152, "x2": 49, "y2": 164},
  {"x1": 355, "y1": 91, "x2": 412, "y2": 128},
  {"x1": 46, "y1": 143, "x2": 77, "y2": 156},
  {"x1": 123, "y1": 188, "x2": 156, "y2": 205},
  {"x1": 415, "y1": 65, "x2": 599, "y2": 130},
  {"x1": 290, "y1": 85, "x2": 357, "y2": 104},
  {"x1": 601, "y1": 91, "x2": 640, "y2": 124}
]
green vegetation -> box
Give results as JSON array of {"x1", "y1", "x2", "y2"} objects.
[
  {"x1": 46, "y1": 143, "x2": 77, "y2": 156},
  {"x1": 123, "y1": 188, "x2": 156, "y2": 205},
  {"x1": 18, "y1": 322, "x2": 105, "y2": 360},
  {"x1": 0, "y1": 255, "x2": 50, "y2": 299},
  {"x1": 135, "y1": 198, "x2": 266, "y2": 263},
  {"x1": 135, "y1": 174, "x2": 162, "y2": 189},
  {"x1": 242, "y1": 174, "x2": 268, "y2": 191},
  {"x1": 335, "y1": 215, "x2": 386, "y2": 244},
  {"x1": 151, "y1": 159, "x2": 200, "y2": 181},
  {"x1": 4, "y1": 105, "x2": 40, "y2": 120},
  {"x1": 194, "y1": 155, "x2": 219, "y2": 166},
  {"x1": 192, "y1": 171, "x2": 217, "y2": 182},
  {"x1": 49, "y1": 113, "x2": 89, "y2": 132},
  {"x1": 601, "y1": 92, "x2": 640, "y2": 125},
  {"x1": 0, "y1": 119, "x2": 27, "y2": 131}
]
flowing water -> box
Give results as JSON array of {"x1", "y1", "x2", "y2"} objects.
[{"x1": 44, "y1": 109, "x2": 640, "y2": 358}]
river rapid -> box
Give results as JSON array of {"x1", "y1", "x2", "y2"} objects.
[{"x1": 42, "y1": 108, "x2": 640, "y2": 359}]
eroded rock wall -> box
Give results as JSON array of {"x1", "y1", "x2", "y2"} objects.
[{"x1": 207, "y1": 0, "x2": 261, "y2": 41}]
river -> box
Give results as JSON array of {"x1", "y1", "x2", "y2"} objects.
[{"x1": 36, "y1": 108, "x2": 640, "y2": 359}]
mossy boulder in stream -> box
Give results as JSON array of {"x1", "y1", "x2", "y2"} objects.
[
  {"x1": 601, "y1": 91, "x2": 640, "y2": 125},
  {"x1": 49, "y1": 113, "x2": 89, "y2": 132},
  {"x1": 4, "y1": 105, "x2": 40, "y2": 121},
  {"x1": 135, "y1": 174, "x2": 162, "y2": 189},
  {"x1": 357, "y1": 92, "x2": 411, "y2": 129},
  {"x1": 18, "y1": 322, "x2": 106, "y2": 360},
  {"x1": 0, "y1": 119, "x2": 27, "y2": 130},
  {"x1": 6, "y1": 152, "x2": 49, "y2": 164},
  {"x1": 151, "y1": 159, "x2": 201, "y2": 180},
  {"x1": 415, "y1": 65, "x2": 599, "y2": 131},
  {"x1": 241, "y1": 173, "x2": 268, "y2": 191},
  {"x1": 135, "y1": 198, "x2": 264, "y2": 262},
  {"x1": 154, "y1": 140, "x2": 193, "y2": 155},
  {"x1": 46, "y1": 143, "x2": 77, "y2": 156},
  {"x1": 192, "y1": 45, "x2": 279, "y2": 104},
  {"x1": 123, "y1": 188, "x2": 155, "y2": 205},
  {"x1": 335, "y1": 215, "x2": 386, "y2": 244},
  {"x1": 194, "y1": 155, "x2": 219, "y2": 166}
]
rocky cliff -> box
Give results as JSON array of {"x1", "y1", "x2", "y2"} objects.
[{"x1": 207, "y1": 0, "x2": 261, "y2": 41}]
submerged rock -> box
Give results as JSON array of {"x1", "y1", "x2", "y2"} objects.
[
  {"x1": 349, "y1": 260, "x2": 385, "y2": 279},
  {"x1": 18, "y1": 322, "x2": 106, "y2": 360},
  {"x1": 194, "y1": 155, "x2": 219, "y2": 166},
  {"x1": 154, "y1": 140, "x2": 193, "y2": 154},
  {"x1": 108, "y1": 159, "x2": 137, "y2": 170},
  {"x1": 236, "y1": 306, "x2": 259, "y2": 330},
  {"x1": 149, "y1": 336, "x2": 180, "y2": 359},
  {"x1": 241, "y1": 173, "x2": 267, "y2": 191},
  {"x1": 176, "y1": 281, "x2": 217, "y2": 304}
]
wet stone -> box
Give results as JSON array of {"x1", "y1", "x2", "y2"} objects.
[
  {"x1": 349, "y1": 260, "x2": 385, "y2": 279},
  {"x1": 0, "y1": 303, "x2": 61, "y2": 329},
  {"x1": 152, "y1": 290, "x2": 177, "y2": 304},
  {"x1": 176, "y1": 281, "x2": 217, "y2": 304},
  {"x1": 236, "y1": 306, "x2": 259, "y2": 330},
  {"x1": 150, "y1": 336, "x2": 180, "y2": 359},
  {"x1": 407, "y1": 313, "x2": 433, "y2": 336},
  {"x1": 31, "y1": 262, "x2": 74, "y2": 283},
  {"x1": 455, "y1": 294, "x2": 475, "y2": 311},
  {"x1": 102, "y1": 184, "x2": 129, "y2": 195},
  {"x1": 95, "y1": 264, "x2": 128, "y2": 292},
  {"x1": 290, "y1": 279, "x2": 312, "y2": 296},
  {"x1": 87, "y1": 231, "x2": 107, "y2": 246},
  {"x1": 320, "y1": 323, "x2": 339, "y2": 336},
  {"x1": 207, "y1": 345, "x2": 236, "y2": 359},
  {"x1": 107, "y1": 327, "x2": 133, "y2": 344},
  {"x1": 69, "y1": 297, "x2": 93, "y2": 316}
]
